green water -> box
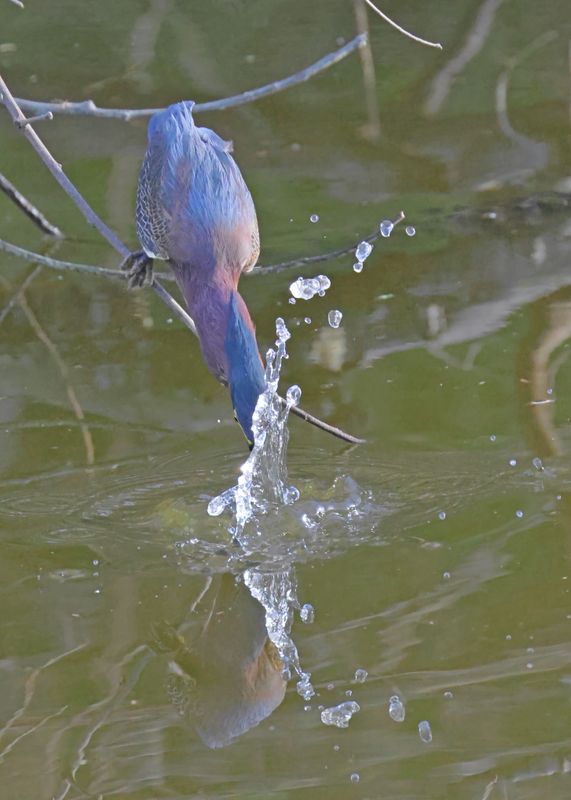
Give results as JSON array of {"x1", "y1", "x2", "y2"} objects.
[{"x1": 1, "y1": 1, "x2": 571, "y2": 797}]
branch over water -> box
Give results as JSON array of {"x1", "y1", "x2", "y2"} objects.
[
  {"x1": 14, "y1": 35, "x2": 366, "y2": 121},
  {"x1": 0, "y1": 74, "x2": 362, "y2": 445}
]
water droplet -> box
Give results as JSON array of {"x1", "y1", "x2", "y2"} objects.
[
  {"x1": 388, "y1": 695, "x2": 405, "y2": 722},
  {"x1": 490, "y1": 434, "x2": 497, "y2": 442},
  {"x1": 353, "y1": 261, "x2": 364, "y2": 273},
  {"x1": 509, "y1": 459, "x2": 517, "y2": 467},
  {"x1": 297, "y1": 673, "x2": 315, "y2": 700},
  {"x1": 506, "y1": 634, "x2": 512, "y2": 640},
  {"x1": 288, "y1": 297, "x2": 296, "y2": 304},
  {"x1": 345, "y1": 689, "x2": 353, "y2": 697},
  {"x1": 379, "y1": 219, "x2": 394, "y2": 237},
  {"x1": 438, "y1": 511, "x2": 446, "y2": 521},
  {"x1": 354, "y1": 668, "x2": 368, "y2": 683},
  {"x1": 405, "y1": 225, "x2": 416, "y2": 237},
  {"x1": 443, "y1": 690, "x2": 454, "y2": 699},
  {"x1": 300, "y1": 603, "x2": 315, "y2": 624},
  {"x1": 328, "y1": 309, "x2": 343, "y2": 328},
  {"x1": 304, "y1": 317, "x2": 312, "y2": 324},
  {"x1": 526, "y1": 662, "x2": 534, "y2": 670},
  {"x1": 286, "y1": 384, "x2": 302, "y2": 406},
  {"x1": 418, "y1": 720, "x2": 432, "y2": 743},
  {"x1": 310, "y1": 214, "x2": 319, "y2": 223},
  {"x1": 532, "y1": 457, "x2": 544, "y2": 471},
  {"x1": 355, "y1": 241, "x2": 373, "y2": 262},
  {"x1": 275, "y1": 317, "x2": 291, "y2": 343},
  {"x1": 289, "y1": 275, "x2": 331, "y2": 301},
  {"x1": 443, "y1": 571, "x2": 451, "y2": 580},
  {"x1": 320, "y1": 701, "x2": 360, "y2": 728},
  {"x1": 350, "y1": 773, "x2": 360, "y2": 784},
  {"x1": 516, "y1": 509, "x2": 524, "y2": 518},
  {"x1": 283, "y1": 485, "x2": 300, "y2": 504}
]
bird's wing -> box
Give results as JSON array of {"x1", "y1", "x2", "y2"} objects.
[{"x1": 135, "y1": 142, "x2": 172, "y2": 260}]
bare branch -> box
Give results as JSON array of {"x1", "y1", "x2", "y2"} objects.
[
  {"x1": 363, "y1": 0, "x2": 442, "y2": 50},
  {"x1": 0, "y1": 172, "x2": 63, "y2": 237},
  {"x1": 0, "y1": 74, "x2": 365, "y2": 446},
  {"x1": 257, "y1": 211, "x2": 406, "y2": 275},
  {"x1": 288, "y1": 402, "x2": 365, "y2": 444},
  {"x1": 0, "y1": 210, "x2": 406, "y2": 284},
  {"x1": 13, "y1": 34, "x2": 366, "y2": 122}
]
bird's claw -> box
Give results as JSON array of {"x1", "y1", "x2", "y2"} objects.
[{"x1": 120, "y1": 250, "x2": 154, "y2": 289}]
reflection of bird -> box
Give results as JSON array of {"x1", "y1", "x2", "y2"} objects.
[
  {"x1": 152, "y1": 573, "x2": 286, "y2": 749},
  {"x1": 123, "y1": 101, "x2": 265, "y2": 446}
]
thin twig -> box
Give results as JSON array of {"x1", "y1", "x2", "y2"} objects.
[
  {"x1": 363, "y1": 0, "x2": 442, "y2": 49},
  {"x1": 257, "y1": 211, "x2": 406, "y2": 275},
  {"x1": 288, "y1": 401, "x2": 365, "y2": 444},
  {"x1": 17, "y1": 291, "x2": 96, "y2": 465},
  {"x1": 0, "y1": 211, "x2": 405, "y2": 283},
  {"x1": 0, "y1": 172, "x2": 63, "y2": 236},
  {"x1": 14, "y1": 35, "x2": 366, "y2": 122},
  {"x1": 0, "y1": 76, "x2": 361, "y2": 445}
]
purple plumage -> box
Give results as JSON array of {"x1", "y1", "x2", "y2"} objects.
[{"x1": 135, "y1": 101, "x2": 265, "y2": 446}]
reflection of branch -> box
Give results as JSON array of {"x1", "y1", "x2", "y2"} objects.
[
  {"x1": 424, "y1": 0, "x2": 503, "y2": 116},
  {"x1": 17, "y1": 292, "x2": 96, "y2": 465},
  {"x1": 0, "y1": 75, "x2": 364, "y2": 446},
  {"x1": 0, "y1": 172, "x2": 63, "y2": 237},
  {"x1": 363, "y1": 0, "x2": 442, "y2": 49},
  {"x1": 14, "y1": 35, "x2": 366, "y2": 121},
  {"x1": 0, "y1": 706, "x2": 68, "y2": 763},
  {"x1": 496, "y1": 31, "x2": 557, "y2": 148},
  {"x1": 0, "y1": 263, "x2": 43, "y2": 325},
  {"x1": 0, "y1": 643, "x2": 86, "y2": 750},
  {"x1": 353, "y1": 0, "x2": 381, "y2": 141}
]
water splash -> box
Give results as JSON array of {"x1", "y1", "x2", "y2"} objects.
[
  {"x1": 206, "y1": 318, "x2": 316, "y2": 698},
  {"x1": 207, "y1": 317, "x2": 299, "y2": 543}
]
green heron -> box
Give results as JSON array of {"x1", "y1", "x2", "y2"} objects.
[{"x1": 123, "y1": 100, "x2": 265, "y2": 447}]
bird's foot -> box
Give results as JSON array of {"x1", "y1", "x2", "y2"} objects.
[{"x1": 120, "y1": 250, "x2": 154, "y2": 289}]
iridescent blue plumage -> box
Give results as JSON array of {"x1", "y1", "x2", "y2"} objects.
[{"x1": 132, "y1": 101, "x2": 264, "y2": 446}]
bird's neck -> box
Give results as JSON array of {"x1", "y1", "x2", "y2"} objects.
[{"x1": 172, "y1": 265, "x2": 257, "y2": 385}]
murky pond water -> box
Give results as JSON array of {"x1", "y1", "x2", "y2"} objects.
[{"x1": 2, "y1": 1, "x2": 571, "y2": 798}]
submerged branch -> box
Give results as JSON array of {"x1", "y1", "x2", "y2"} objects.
[
  {"x1": 0, "y1": 172, "x2": 63, "y2": 236},
  {"x1": 14, "y1": 34, "x2": 366, "y2": 122}
]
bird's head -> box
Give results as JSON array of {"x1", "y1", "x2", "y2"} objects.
[{"x1": 224, "y1": 292, "x2": 266, "y2": 448}]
